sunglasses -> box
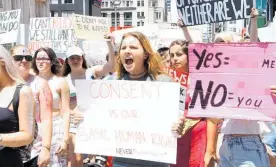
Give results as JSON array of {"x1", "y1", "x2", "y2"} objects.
[{"x1": 13, "y1": 55, "x2": 33, "y2": 62}]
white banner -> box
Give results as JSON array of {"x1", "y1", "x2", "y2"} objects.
[
  {"x1": 75, "y1": 80, "x2": 180, "y2": 164},
  {"x1": 0, "y1": 9, "x2": 21, "y2": 44}
]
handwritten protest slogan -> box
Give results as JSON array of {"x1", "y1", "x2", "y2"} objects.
[
  {"x1": 176, "y1": 0, "x2": 254, "y2": 26},
  {"x1": 187, "y1": 43, "x2": 276, "y2": 121},
  {"x1": 28, "y1": 17, "x2": 76, "y2": 53},
  {"x1": 75, "y1": 80, "x2": 180, "y2": 163},
  {"x1": 165, "y1": 67, "x2": 189, "y2": 112},
  {"x1": 0, "y1": 9, "x2": 21, "y2": 44},
  {"x1": 73, "y1": 14, "x2": 110, "y2": 40}
]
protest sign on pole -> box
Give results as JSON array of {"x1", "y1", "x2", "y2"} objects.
[
  {"x1": 0, "y1": 9, "x2": 21, "y2": 44},
  {"x1": 188, "y1": 43, "x2": 276, "y2": 121},
  {"x1": 28, "y1": 17, "x2": 76, "y2": 55},
  {"x1": 73, "y1": 14, "x2": 110, "y2": 41},
  {"x1": 75, "y1": 80, "x2": 180, "y2": 164},
  {"x1": 176, "y1": 0, "x2": 254, "y2": 26}
]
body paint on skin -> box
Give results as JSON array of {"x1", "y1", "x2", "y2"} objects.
[{"x1": 22, "y1": 89, "x2": 35, "y2": 136}]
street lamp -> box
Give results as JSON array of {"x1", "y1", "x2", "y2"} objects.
[{"x1": 112, "y1": 0, "x2": 121, "y2": 31}]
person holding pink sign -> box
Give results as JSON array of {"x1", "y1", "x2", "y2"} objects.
[
  {"x1": 170, "y1": 19, "x2": 219, "y2": 167},
  {"x1": 213, "y1": 8, "x2": 270, "y2": 167},
  {"x1": 169, "y1": 40, "x2": 209, "y2": 167}
]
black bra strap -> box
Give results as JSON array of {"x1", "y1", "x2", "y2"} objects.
[{"x1": 12, "y1": 84, "x2": 24, "y2": 130}]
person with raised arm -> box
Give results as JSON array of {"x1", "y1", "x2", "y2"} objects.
[
  {"x1": 63, "y1": 34, "x2": 115, "y2": 167},
  {"x1": 73, "y1": 31, "x2": 174, "y2": 167},
  {"x1": 171, "y1": 18, "x2": 219, "y2": 167},
  {"x1": 210, "y1": 8, "x2": 270, "y2": 167}
]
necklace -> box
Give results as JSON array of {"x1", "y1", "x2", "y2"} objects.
[{"x1": 129, "y1": 70, "x2": 147, "y2": 79}]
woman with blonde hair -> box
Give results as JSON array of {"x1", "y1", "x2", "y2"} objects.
[
  {"x1": 0, "y1": 45, "x2": 35, "y2": 166},
  {"x1": 10, "y1": 45, "x2": 53, "y2": 167},
  {"x1": 32, "y1": 47, "x2": 71, "y2": 167},
  {"x1": 110, "y1": 31, "x2": 172, "y2": 166},
  {"x1": 72, "y1": 31, "x2": 173, "y2": 167}
]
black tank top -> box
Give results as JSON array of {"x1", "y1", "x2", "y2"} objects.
[
  {"x1": 0, "y1": 85, "x2": 24, "y2": 167},
  {"x1": 0, "y1": 84, "x2": 22, "y2": 134}
]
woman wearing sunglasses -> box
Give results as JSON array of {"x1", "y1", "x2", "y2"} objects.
[
  {"x1": 0, "y1": 45, "x2": 35, "y2": 166},
  {"x1": 10, "y1": 45, "x2": 53, "y2": 167}
]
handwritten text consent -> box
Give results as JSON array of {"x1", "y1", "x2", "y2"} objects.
[{"x1": 89, "y1": 81, "x2": 161, "y2": 100}]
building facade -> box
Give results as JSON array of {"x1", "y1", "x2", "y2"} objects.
[
  {"x1": 0, "y1": 0, "x2": 49, "y2": 24},
  {"x1": 100, "y1": 0, "x2": 167, "y2": 27},
  {"x1": 49, "y1": 0, "x2": 102, "y2": 17}
]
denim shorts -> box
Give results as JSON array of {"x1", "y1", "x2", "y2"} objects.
[
  {"x1": 263, "y1": 133, "x2": 276, "y2": 155},
  {"x1": 262, "y1": 123, "x2": 276, "y2": 155},
  {"x1": 217, "y1": 135, "x2": 269, "y2": 167}
]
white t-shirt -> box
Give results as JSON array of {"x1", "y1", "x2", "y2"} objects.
[{"x1": 220, "y1": 119, "x2": 262, "y2": 135}]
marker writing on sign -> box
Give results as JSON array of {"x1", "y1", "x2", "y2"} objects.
[
  {"x1": 193, "y1": 49, "x2": 229, "y2": 70},
  {"x1": 77, "y1": 127, "x2": 110, "y2": 142},
  {"x1": 89, "y1": 81, "x2": 160, "y2": 100},
  {"x1": 177, "y1": 0, "x2": 252, "y2": 26},
  {"x1": 189, "y1": 80, "x2": 227, "y2": 109},
  {"x1": 237, "y1": 97, "x2": 262, "y2": 108},
  {"x1": 0, "y1": 10, "x2": 20, "y2": 34},
  {"x1": 189, "y1": 80, "x2": 263, "y2": 109},
  {"x1": 0, "y1": 10, "x2": 19, "y2": 21},
  {"x1": 109, "y1": 108, "x2": 139, "y2": 119},
  {"x1": 116, "y1": 148, "x2": 135, "y2": 155},
  {"x1": 262, "y1": 59, "x2": 276, "y2": 68}
]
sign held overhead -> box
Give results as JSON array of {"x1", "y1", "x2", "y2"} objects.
[{"x1": 176, "y1": 0, "x2": 254, "y2": 26}]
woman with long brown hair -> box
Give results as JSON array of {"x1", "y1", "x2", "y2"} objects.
[
  {"x1": 32, "y1": 47, "x2": 70, "y2": 167},
  {"x1": 170, "y1": 19, "x2": 218, "y2": 167},
  {"x1": 110, "y1": 32, "x2": 173, "y2": 166},
  {"x1": 72, "y1": 31, "x2": 174, "y2": 166},
  {"x1": 0, "y1": 45, "x2": 35, "y2": 166}
]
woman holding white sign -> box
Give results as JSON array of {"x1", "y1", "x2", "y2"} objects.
[
  {"x1": 32, "y1": 47, "x2": 71, "y2": 167},
  {"x1": 72, "y1": 32, "x2": 173, "y2": 166},
  {"x1": 108, "y1": 32, "x2": 172, "y2": 166},
  {"x1": 62, "y1": 34, "x2": 115, "y2": 167}
]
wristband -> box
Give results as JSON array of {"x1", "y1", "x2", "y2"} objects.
[
  {"x1": 42, "y1": 145, "x2": 50, "y2": 151},
  {"x1": 63, "y1": 140, "x2": 69, "y2": 145}
]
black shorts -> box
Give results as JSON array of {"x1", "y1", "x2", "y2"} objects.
[{"x1": 0, "y1": 147, "x2": 23, "y2": 167}]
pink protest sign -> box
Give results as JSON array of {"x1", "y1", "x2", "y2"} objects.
[{"x1": 187, "y1": 43, "x2": 276, "y2": 121}]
